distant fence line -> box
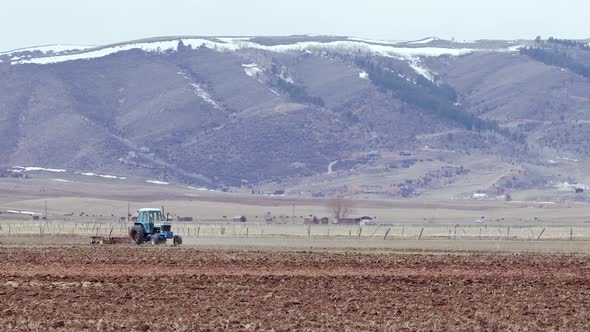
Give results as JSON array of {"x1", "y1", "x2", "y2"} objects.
[{"x1": 1, "y1": 221, "x2": 590, "y2": 241}]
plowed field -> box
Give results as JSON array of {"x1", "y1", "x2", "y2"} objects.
[{"x1": 1, "y1": 246, "x2": 590, "y2": 331}]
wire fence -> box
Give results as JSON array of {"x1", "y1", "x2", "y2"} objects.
[{"x1": 2, "y1": 221, "x2": 590, "y2": 241}]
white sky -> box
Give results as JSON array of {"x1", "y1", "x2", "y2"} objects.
[{"x1": 1, "y1": 0, "x2": 589, "y2": 51}]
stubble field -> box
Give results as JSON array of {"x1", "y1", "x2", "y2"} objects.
[{"x1": 1, "y1": 245, "x2": 590, "y2": 331}]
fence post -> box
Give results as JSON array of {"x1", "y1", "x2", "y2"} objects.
[
  {"x1": 307, "y1": 225, "x2": 311, "y2": 239},
  {"x1": 384, "y1": 228, "x2": 391, "y2": 240},
  {"x1": 537, "y1": 228, "x2": 546, "y2": 240},
  {"x1": 506, "y1": 226, "x2": 510, "y2": 240},
  {"x1": 370, "y1": 225, "x2": 381, "y2": 237},
  {"x1": 418, "y1": 227, "x2": 424, "y2": 240},
  {"x1": 570, "y1": 227, "x2": 573, "y2": 241}
]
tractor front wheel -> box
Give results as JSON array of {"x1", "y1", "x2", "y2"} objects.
[
  {"x1": 173, "y1": 235, "x2": 182, "y2": 245},
  {"x1": 129, "y1": 225, "x2": 145, "y2": 245},
  {"x1": 150, "y1": 235, "x2": 161, "y2": 245}
]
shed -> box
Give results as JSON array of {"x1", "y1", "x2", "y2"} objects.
[{"x1": 233, "y1": 216, "x2": 247, "y2": 222}]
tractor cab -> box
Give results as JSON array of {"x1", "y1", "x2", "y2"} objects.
[
  {"x1": 137, "y1": 208, "x2": 164, "y2": 234},
  {"x1": 129, "y1": 208, "x2": 181, "y2": 245}
]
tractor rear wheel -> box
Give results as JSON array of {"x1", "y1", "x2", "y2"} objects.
[
  {"x1": 173, "y1": 235, "x2": 182, "y2": 245},
  {"x1": 129, "y1": 225, "x2": 145, "y2": 245}
]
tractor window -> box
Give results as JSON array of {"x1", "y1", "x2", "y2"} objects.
[{"x1": 148, "y1": 211, "x2": 163, "y2": 222}]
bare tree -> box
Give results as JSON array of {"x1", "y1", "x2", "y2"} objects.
[{"x1": 327, "y1": 197, "x2": 351, "y2": 221}]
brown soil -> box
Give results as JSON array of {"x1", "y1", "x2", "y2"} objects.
[{"x1": 1, "y1": 246, "x2": 590, "y2": 331}]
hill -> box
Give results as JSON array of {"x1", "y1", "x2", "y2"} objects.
[{"x1": 1, "y1": 35, "x2": 590, "y2": 201}]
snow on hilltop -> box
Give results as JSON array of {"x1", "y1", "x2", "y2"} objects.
[
  {"x1": 5, "y1": 37, "x2": 522, "y2": 83},
  {"x1": 0, "y1": 44, "x2": 96, "y2": 57},
  {"x1": 9, "y1": 37, "x2": 523, "y2": 66},
  {"x1": 407, "y1": 37, "x2": 440, "y2": 45}
]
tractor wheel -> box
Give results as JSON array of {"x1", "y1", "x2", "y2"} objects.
[
  {"x1": 150, "y1": 235, "x2": 161, "y2": 245},
  {"x1": 129, "y1": 225, "x2": 145, "y2": 245},
  {"x1": 173, "y1": 235, "x2": 182, "y2": 245}
]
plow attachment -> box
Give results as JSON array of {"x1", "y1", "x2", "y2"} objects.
[
  {"x1": 90, "y1": 229, "x2": 131, "y2": 245},
  {"x1": 90, "y1": 236, "x2": 132, "y2": 245}
]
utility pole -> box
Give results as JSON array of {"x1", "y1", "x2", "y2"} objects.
[
  {"x1": 127, "y1": 201, "x2": 131, "y2": 222},
  {"x1": 44, "y1": 200, "x2": 48, "y2": 221}
]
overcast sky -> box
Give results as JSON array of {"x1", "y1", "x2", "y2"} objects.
[{"x1": 2, "y1": 0, "x2": 588, "y2": 51}]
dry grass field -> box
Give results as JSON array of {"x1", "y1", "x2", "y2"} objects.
[{"x1": 3, "y1": 177, "x2": 590, "y2": 226}]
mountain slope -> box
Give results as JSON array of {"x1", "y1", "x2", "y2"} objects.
[{"x1": 1, "y1": 35, "x2": 589, "y2": 199}]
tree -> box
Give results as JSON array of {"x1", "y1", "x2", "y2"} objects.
[
  {"x1": 177, "y1": 40, "x2": 187, "y2": 53},
  {"x1": 327, "y1": 197, "x2": 351, "y2": 220}
]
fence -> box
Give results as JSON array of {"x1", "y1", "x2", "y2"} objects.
[{"x1": 1, "y1": 221, "x2": 590, "y2": 241}]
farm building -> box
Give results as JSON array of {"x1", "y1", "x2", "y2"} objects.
[
  {"x1": 304, "y1": 216, "x2": 319, "y2": 224},
  {"x1": 233, "y1": 216, "x2": 247, "y2": 222},
  {"x1": 335, "y1": 216, "x2": 375, "y2": 225},
  {"x1": 303, "y1": 216, "x2": 330, "y2": 225}
]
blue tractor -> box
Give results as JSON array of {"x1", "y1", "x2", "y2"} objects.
[{"x1": 128, "y1": 208, "x2": 182, "y2": 245}]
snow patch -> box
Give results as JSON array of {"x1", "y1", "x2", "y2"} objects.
[
  {"x1": 510, "y1": 200, "x2": 556, "y2": 205},
  {"x1": 217, "y1": 37, "x2": 252, "y2": 43},
  {"x1": 6, "y1": 210, "x2": 40, "y2": 215},
  {"x1": 408, "y1": 58, "x2": 435, "y2": 82},
  {"x1": 0, "y1": 44, "x2": 96, "y2": 56},
  {"x1": 190, "y1": 83, "x2": 221, "y2": 109},
  {"x1": 557, "y1": 156, "x2": 579, "y2": 162},
  {"x1": 347, "y1": 37, "x2": 400, "y2": 45},
  {"x1": 279, "y1": 73, "x2": 295, "y2": 84},
  {"x1": 13, "y1": 38, "x2": 521, "y2": 66},
  {"x1": 359, "y1": 71, "x2": 369, "y2": 80},
  {"x1": 184, "y1": 186, "x2": 218, "y2": 192},
  {"x1": 12, "y1": 166, "x2": 67, "y2": 173},
  {"x1": 51, "y1": 179, "x2": 72, "y2": 183},
  {"x1": 77, "y1": 172, "x2": 126, "y2": 180},
  {"x1": 177, "y1": 70, "x2": 222, "y2": 109},
  {"x1": 473, "y1": 193, "x2": 488, "y2": 199},
  {"x1": 407, "y1": 37, "x2": 439, "y2": 44},
  {"x1": 549, "y1": 181, "x2": 588, "y2": 191},
  {"x1": 10, "y1": 38, "x2": 523, "y2": 83},
  {"x1": 146, "y1": 180, "x2": 169, "y2": 185},
  {"x1": 242, "y1": 63, "x2": 263, "y2": 78},
  {"x1": 12, "y1": 40, "x2": 185, "y2": 65}
]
